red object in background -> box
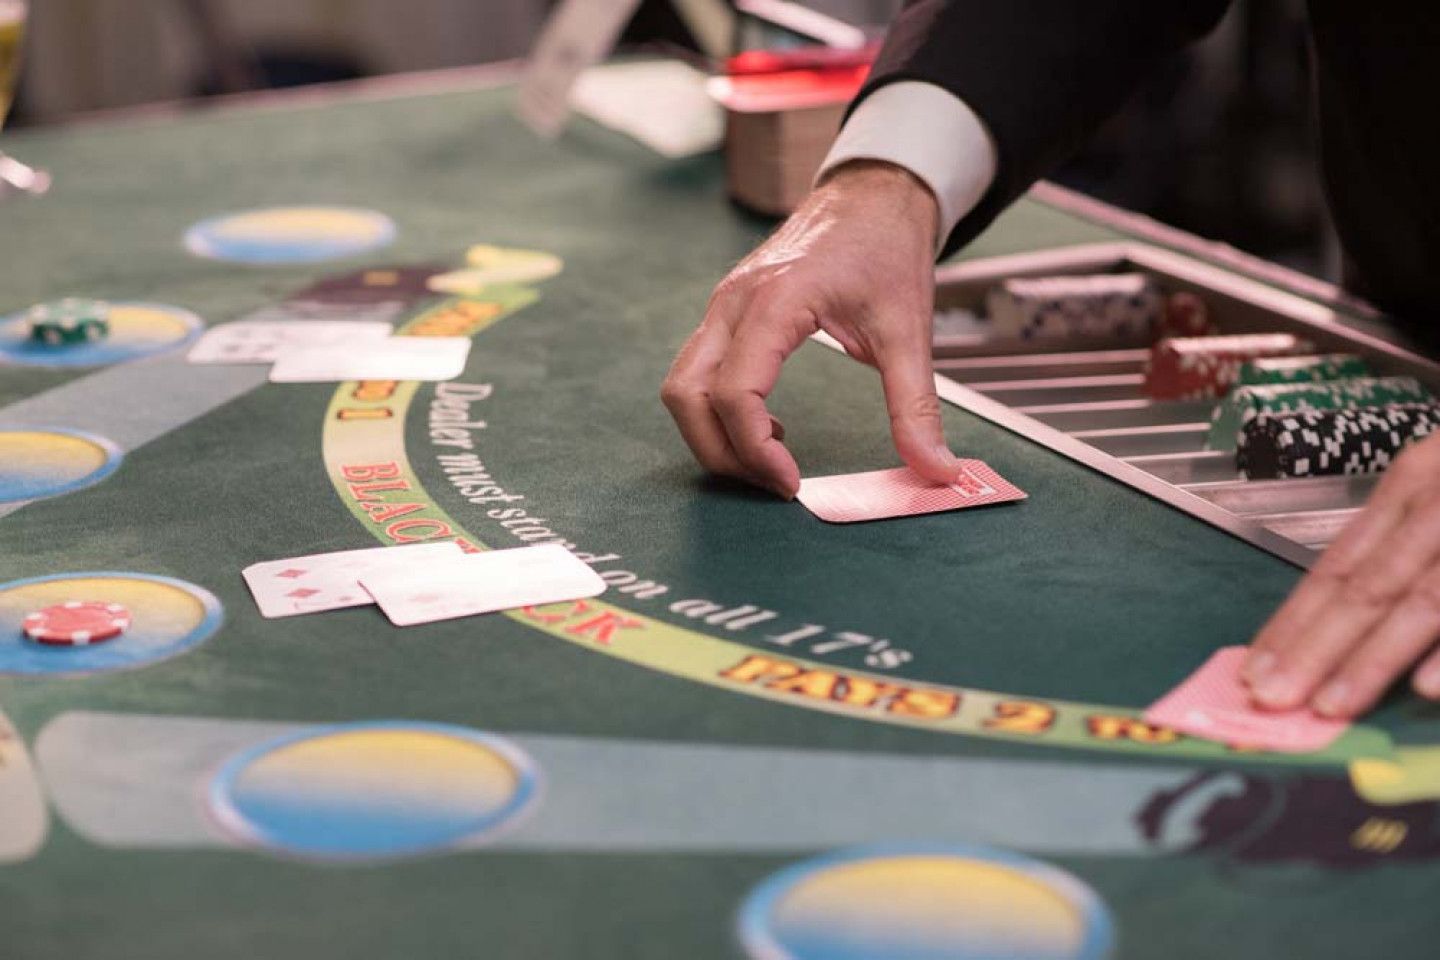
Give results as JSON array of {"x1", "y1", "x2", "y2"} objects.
[
  {"x1": 1142, "y1": 333, "x2": 1306, "y2": 400},
  {"x1": 708, "y1": 44, "x2": 877, "y2": 113},
  {"x1": 709, "y1": 65, "x2": 869, "y2": 112},
  {"x1": 726, "y1": 43, "x2": 880, "y2": 76}
]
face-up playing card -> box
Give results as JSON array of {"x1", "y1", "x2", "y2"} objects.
[
  {"x1": 187, "y1": 320, "x2": 394, "y2": 364},
  {"x1": 267, "y1": 336, "x2": 472, "y2": 383},
  {"x1": 360, "y1": 543, "x2": 607, "y2": 627},
  {"x1": 795, "y1": 463, "x2": 1027, "y2": 524},
  {"x1": 1143, "y1": 647, "x2": 1350, "y2": 753},
  {"x1": 242, "y1": 542, "x2": 466, "y2": 618}
]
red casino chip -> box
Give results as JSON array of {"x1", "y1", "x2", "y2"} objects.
[
  {"x1": 21, "y1": 601, "x2": 131, "y2": 646},
  {"x1": 1160, "y1": 291, "x2": 1215, "y2": 338}
]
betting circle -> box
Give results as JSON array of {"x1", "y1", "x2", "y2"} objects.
[
  {"x1": 739, "y1": 843, "x2": 1115, "y2": 960},
  {"x1": 0, "y1": 429, "x2": 123, "y2": 504},
  {"x1": 183, "y1": 206, "x2": 397, "y2": 264},
  {"x1": 0, "y1": 572, "x2": 222, "y2": 676},
  {"x1": 0, "y1": 302, "x2": 202, "y2": 367},
  {"x1": 208, "y1": 721, "x2": 540, "y2": 860}
]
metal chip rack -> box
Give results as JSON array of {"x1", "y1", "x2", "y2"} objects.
[{"x1": 838, "y1": 242, "x2": 1440, "y2": 570}]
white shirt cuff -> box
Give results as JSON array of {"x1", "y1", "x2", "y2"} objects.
[{"x1": 818, "y1": 80, "x2": 998, "y2": 256}]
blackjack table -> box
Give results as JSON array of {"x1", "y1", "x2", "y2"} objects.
[{"x1": 3, "y1": 65, "x2": 1440, "y2": 960}]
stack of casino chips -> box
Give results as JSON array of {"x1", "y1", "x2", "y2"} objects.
[
  {"x1": 1142, "y1": 333, "x2": 1307, "y2": 400},
  {"x1": 986, "y1": 273, "x2": 1164, "y2": 341},
  {"x1": 1211, "y1": 352, "x2": 1440, "y2": 478},
  {"x1": 1235, "y1": 353, "x2": 1370, "y2": 387},
  {"x1": 1208, "y1": 375, "x2": 1432, "y2": 452},
  {"x1": 1238, "y1": 403, "x2": 1440, "y2": 479},
  {"x1": 932, "y1": 306, "x2": 986, "y2": 341}
]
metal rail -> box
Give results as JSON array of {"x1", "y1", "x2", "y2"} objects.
[{"x1": 817, "y1": 242, "x2": 1440, "y2": 570}]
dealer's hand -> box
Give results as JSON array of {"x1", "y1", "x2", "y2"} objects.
[
  {"x1": 661, "y1": 160, "x2": 963, "y2": 499},
  {"x1": 1245, "y1": 431, "x2": 1440, "y2": 718}
]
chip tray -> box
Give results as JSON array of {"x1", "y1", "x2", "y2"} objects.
[{"x1": 819, "y1": 241, "x2": 1440, "y2": 568}]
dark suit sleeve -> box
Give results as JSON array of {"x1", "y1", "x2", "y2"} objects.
[{"x1": 855, "y1": 0, "x2": 1232, "y2": 259}]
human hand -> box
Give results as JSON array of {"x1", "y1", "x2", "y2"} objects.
[
  {"x1": 661, "y1": 160, "x2": 963, "y2": 498},
  {"x1": 1245, "y1": 431, "x2": 1440, "y2": 718}
]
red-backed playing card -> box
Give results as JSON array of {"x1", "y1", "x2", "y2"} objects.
[
  {"x1": 1143, "y1": 646, "x2": 1349, "y2": 753},
  {"x1": 795, "y1": 463, "x2": 1026, "y2": 524}
]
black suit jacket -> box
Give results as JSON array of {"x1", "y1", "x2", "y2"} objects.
[{"x1": 861, "y1": 1, "x2": 1440, "y2": 329}]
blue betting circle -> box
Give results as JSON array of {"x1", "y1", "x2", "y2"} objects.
[
  {"x1": 0, "y1": 302, "x2": 203, "y2": 367},
  {"x1": 0, "y1": 572, "x2": 224, "y2": 676},
  {"x1": 738, "y1": 842, "x2": 1116, "y2": 960},
  {"x1": 183, "y1": 207, "x2": 397, "y2": 265},
  {"x1": 208, "y1": 721, "x2": 542, "y2": 862},
  {"x1": 0, "y1": 428, "x2": 123, "y2": 504}
]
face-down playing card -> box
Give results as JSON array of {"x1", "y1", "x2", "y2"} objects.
[
  {"x1": 242, "y1": 542, "x2": 466, "y2": 618},
  {"x1": 1143, "y1": 646, "x2": 1350, "y2": 753},
  {"x1": 795, "y1": 463, "x2": 1026, "y2": 523},
  {"x1": 361, "y1": 543, "x2": 608, "y2": 627}
]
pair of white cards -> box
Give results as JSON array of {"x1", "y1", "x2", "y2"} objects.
[
  {"x1": 187, "y1": 320, "x2": 471, "y2": 382},
  {"x1": 241, "y1": 542, "x2": 606, "y2": 626}
]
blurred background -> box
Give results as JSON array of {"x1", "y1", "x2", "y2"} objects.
[{"x1": 9, "y1": 0, "x2": 1335, "y2": 279}]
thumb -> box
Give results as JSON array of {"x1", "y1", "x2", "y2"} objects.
[{"x1": 874, "y1": 330, "x2": 963, "y2": 484}]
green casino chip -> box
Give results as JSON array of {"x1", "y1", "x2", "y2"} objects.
[
  {"x1": 1208, "y1": 375, "x2": 1432, "y2": 452},
  {"x1": 1235, "y1": 353, "x2": 1369, "y2": 387},
  {"x1": 25, "y1": 298, "x2": 112, "y2": 347}
]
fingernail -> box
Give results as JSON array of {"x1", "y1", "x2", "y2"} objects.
[
  {"x1": 1312, "y1": 679, "x2": 1350, "y2": 717},
  {"x1": 1253, "y1": 672, "x2": 1301, "y2": 708},
  {"x1": 1244, "y1": 651, "x2": 1275, "y2": 684},
  {"x1": 933, "y1": 443, "x2": 961, "y2": 469}
]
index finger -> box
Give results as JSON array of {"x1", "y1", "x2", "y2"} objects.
[
  {"x1": 871, "y1": 323, "x2": 964, "y2": 484},
  {"x1": 661, "y1": 291, "x2": 762, "y2": 486},
  {"x1": 710, "y1": 303, "x2": 820, "y2": 498}
]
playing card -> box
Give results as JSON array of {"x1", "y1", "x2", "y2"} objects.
[
  {"x1": 361, "y1": 543, "x2": 607, "y2": 627},
  {"x1": 569, "y1": 60, "x2": 722, "y2": 158},
  {"x1": 796, "y1": 463, "x2": 1027, "y2": 524},
  {"x1": 267, "y1": 336, "x2": 471, "y2": 383},
  {"x1": 186, "y1": 320, "x2": 394, "y2": 364},
  {"x1": 1143, "y1": 646, "x2": 1350, "y2": 753},
  {"x1": 242, "y1": 542, "x2": 465, "y2": 618}
]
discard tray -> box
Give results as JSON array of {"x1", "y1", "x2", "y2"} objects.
[{"x1": 826, "y1": 242, "x2": 1440, "y2": 569}]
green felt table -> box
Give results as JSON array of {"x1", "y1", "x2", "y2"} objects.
[{"x1": 2, "y1": 68, "x2": 1439, "y2": 960}]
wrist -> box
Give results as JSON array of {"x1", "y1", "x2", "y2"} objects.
[{"x1": 817, "y1": 159, "x2": 940, "y2": 250}]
